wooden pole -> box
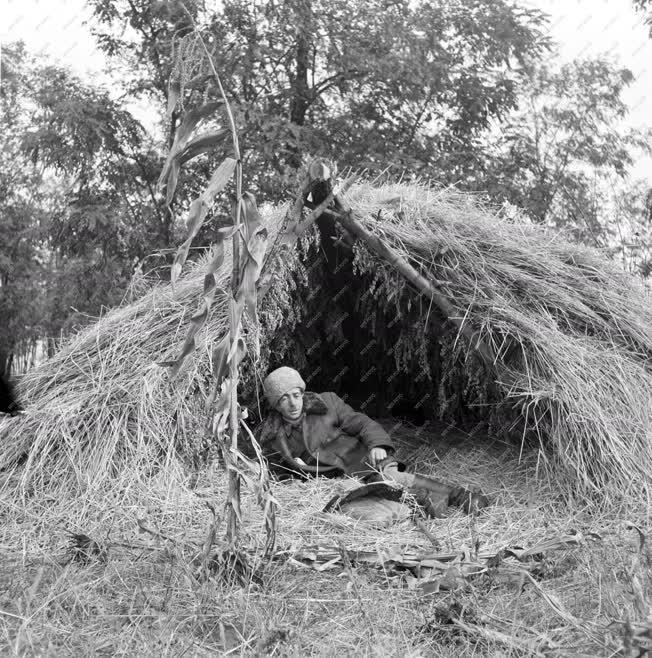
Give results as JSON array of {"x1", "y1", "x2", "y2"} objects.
[
  {"x1": 264, "y1": 159, "x2": 498, "y2": 370},
  {"x1": 325, "y1": 196, "x2": 497, "y2": 368},
  {"x1": 256, "y1": 169, "x2": 356, "y2": 304}
]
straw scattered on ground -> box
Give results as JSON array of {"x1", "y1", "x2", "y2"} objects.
[{"x1": 1, "y1": 426, "x2": 650, "y2": 656}]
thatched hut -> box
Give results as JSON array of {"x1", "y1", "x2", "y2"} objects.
[{"x1": 1, "y1": 178, "x2": 651, "y2": 499}]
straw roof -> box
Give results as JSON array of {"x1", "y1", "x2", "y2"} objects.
[{"x1": 1, "y1": 180, "x2": 651, "y2": 498}]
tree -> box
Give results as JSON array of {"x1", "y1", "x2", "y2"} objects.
[
  {"x1": 482, "y1": 58, "x2": 649, "y2": 244},
  {"x1": 0, "y1": 156, "x2": 48, "y2": 376},
  {"x1": 90, "y1": 0, "x2": 551, "y2": 200},
  {"x1": 609, "y1": 179, "x2": 652, "y2": 278},
  {"x1": 18, "y1": 59, "x2": 164, "y2": 336},
  {"x1": 0, "y1": 41, "x2": 182, "y2": 363},
  {"x1": 0, "y1": 44, "x2": 51, "y2": 376}
]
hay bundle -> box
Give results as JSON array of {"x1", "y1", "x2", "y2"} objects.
[
  {"x1": 0, "y1": 204, "x2": 302, "y2": 489},
  {"x1": 342, "y1": 184, "x2": 651, "y2": 494},
  {"x1": 1, "y1": 180, "x2": 650, "y2": 498}
]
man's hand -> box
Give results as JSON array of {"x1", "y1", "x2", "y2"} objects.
[{"x1": 369, "y1": 447, "x2": 388, "y2": 466}]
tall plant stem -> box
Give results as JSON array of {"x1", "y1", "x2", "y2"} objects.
[{"x1": 182, "y1": 9, "x2": 245, "y2": 545}]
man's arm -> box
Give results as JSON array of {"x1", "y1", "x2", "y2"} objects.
[{"x1": 323, "y1": 392, "x2": 394, "y2": 451}]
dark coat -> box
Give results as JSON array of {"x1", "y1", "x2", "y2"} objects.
[{"x1": 259, "y1": 391, "x2": 394, "y2": 477}]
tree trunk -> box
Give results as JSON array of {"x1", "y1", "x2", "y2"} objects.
[
  {"x1": 290, "y1": 31, "x2": 310, "y2": 127},
  {"x1": 288, "y1": 2, "x2": 312, "y2": 169}
]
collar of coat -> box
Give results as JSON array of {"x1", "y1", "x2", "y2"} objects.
[
  {"x1": 301, "y1": 391, "x2": 329, "y2": 415},
  {"x1": 259, "y1": 391, "x2": 329, "y2": 444}
]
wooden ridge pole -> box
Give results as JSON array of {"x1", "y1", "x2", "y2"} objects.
[{"x1": 324, "y1": 195, "x2": 498, "y2": 369}]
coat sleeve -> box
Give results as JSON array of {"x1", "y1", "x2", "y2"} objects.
[{"x1": 324, "y1": 392, "x2": 394, "y2": 452}]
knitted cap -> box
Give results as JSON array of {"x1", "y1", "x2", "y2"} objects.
[{"x1": 263, "y1": 366, "x2": 306, "y2": 407}]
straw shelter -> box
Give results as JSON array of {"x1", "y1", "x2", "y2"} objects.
[{"x1": 1, "y1": 176, "x2": 651, "y2": 500}]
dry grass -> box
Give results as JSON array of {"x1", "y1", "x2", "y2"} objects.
[
  {"x1": 1, "y1": 425, "x2": 650, "y2": 657},
  {"x1": 0, "y1": 202, "x2": 300, "y2": 491},
  {"x1": 345, "y1": 182, "x2": 652, "y2": 497},
  {"x1": 1, "y1": 179, "x2": 650, "y2": 498}
]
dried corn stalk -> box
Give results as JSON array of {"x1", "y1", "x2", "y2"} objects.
[{"x1": 163, "y1": 26, "x2": 277, "y2": 554}]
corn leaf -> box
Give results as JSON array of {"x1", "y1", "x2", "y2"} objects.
[
  {"x1": 158, "y1": 101, "x2": 223, "y2": 200},
  {"x1": 178, "y1": 129, "x2": 229, "y2": 167},
  {"x1": 185, "y1": 197, "x2": 209, "y2": 245},
  {"x1": 241, "y1": 192, "x2": 263, "y2": 237},
  {"x1": 174, "y1": 101, "x2": 223, "y2": 150},
  {"x1": 190, "y1": 243, "x2": 226, "y2": 325},
  {"x1": 238, "y1": 228, "x2": 267, "y2": 334},
  {"x1": 166, "y1": 242, "x2": 228, "y2": 375},
  {"x1": 234, "y1": 194, "x2": 267, "y2": 358},
  {"x1": 163, "y1": 161, "x2": 238, "y2": 376},
  {"x1": 167, "y1": 323, "x2": 201, "y2": 378},
  {"x1": 212, "y1": 304, "x2": 246, "y2": 385},
  {"x1": 170, "y1": 236, "x2": 193, "y2": 288},
  {"x1": 213, "y1": 378, "x2": 233, "y2": 426},
  {"x1": 165, "y1": 159, "x2": 181, "y2": 208},
  {"x1": 170, "y1": 158, "x2": 236, "y2": 288},
  {"x1": 227, "y1": 333, "x2": 247, "y2": 367},
  {"x1": 202, "y1": 157, "x2": 237, "y2": 203},
  {"x1": 211, "y1": 335, "x2": 230, "y2": 386},
  {"x1": 228, "y1": 295, "x2": 245, "y2": 342},
  {"x1": 171, "y1": 200, "x2": 206, "y2": 287}
]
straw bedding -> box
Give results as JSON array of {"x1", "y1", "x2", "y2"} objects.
[{"x1": 1, "y1": 180, "x2": 650, "y2": 499}]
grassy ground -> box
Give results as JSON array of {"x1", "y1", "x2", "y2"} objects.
[{"x1": 1, "y1": 421, "x2": 650, "y2": 657}]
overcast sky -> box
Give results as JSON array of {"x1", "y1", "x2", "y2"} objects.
[
  {"x1": 2, "y1": 0, "x2": 651, "y2": 180},
  {"x1": 523, "y1": 0, "x2": 652, "y2": 128}
]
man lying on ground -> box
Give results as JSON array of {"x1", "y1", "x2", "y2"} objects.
[{"x1": 257, "y1": 366, "x2": 489, "y2": 517}]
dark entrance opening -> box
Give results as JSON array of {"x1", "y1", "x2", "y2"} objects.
[{"x1": 264, "y1": 214, "x2": 494, "y2": 430}]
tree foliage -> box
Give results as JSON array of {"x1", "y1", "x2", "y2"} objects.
[
  {"x1": 609, "y1": 179, "x2": 652, "y2": 278},
  {"x1": 484, "y1": 58, "x2": 650, "y2": 243},
  {"x1": 634, "y1": 0, "x2": 652, "y2": 35},
  {"x1": 22, "y1": 63, "x2": 172, "y2": 335},
  {"x1": 0, "y1": 44, "x2": 50, "y2": 376},
  {"x1": 2, "y1": 2, "x2": 651, "y2": 375},
  {"x1": 91, "y1": 0, "x2": 550, "y2": 198},
  {"x1": 0, "y1": 41, "x2": 178, "y2": 370}
]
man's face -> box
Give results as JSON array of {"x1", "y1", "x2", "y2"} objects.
[{"x1": 276, "y1": 387, "x2": 304, "y2": 421}]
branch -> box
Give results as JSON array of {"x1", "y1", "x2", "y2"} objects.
[
  {"x1": 403, "y1": 90, "x2": 434, "y2": 149},
  {"x1": 256, "y1": 168, "x2": 356, "y2": 303},
  {"x1": 313, "y1": 68, "x2": 367, "y2": 96}
]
